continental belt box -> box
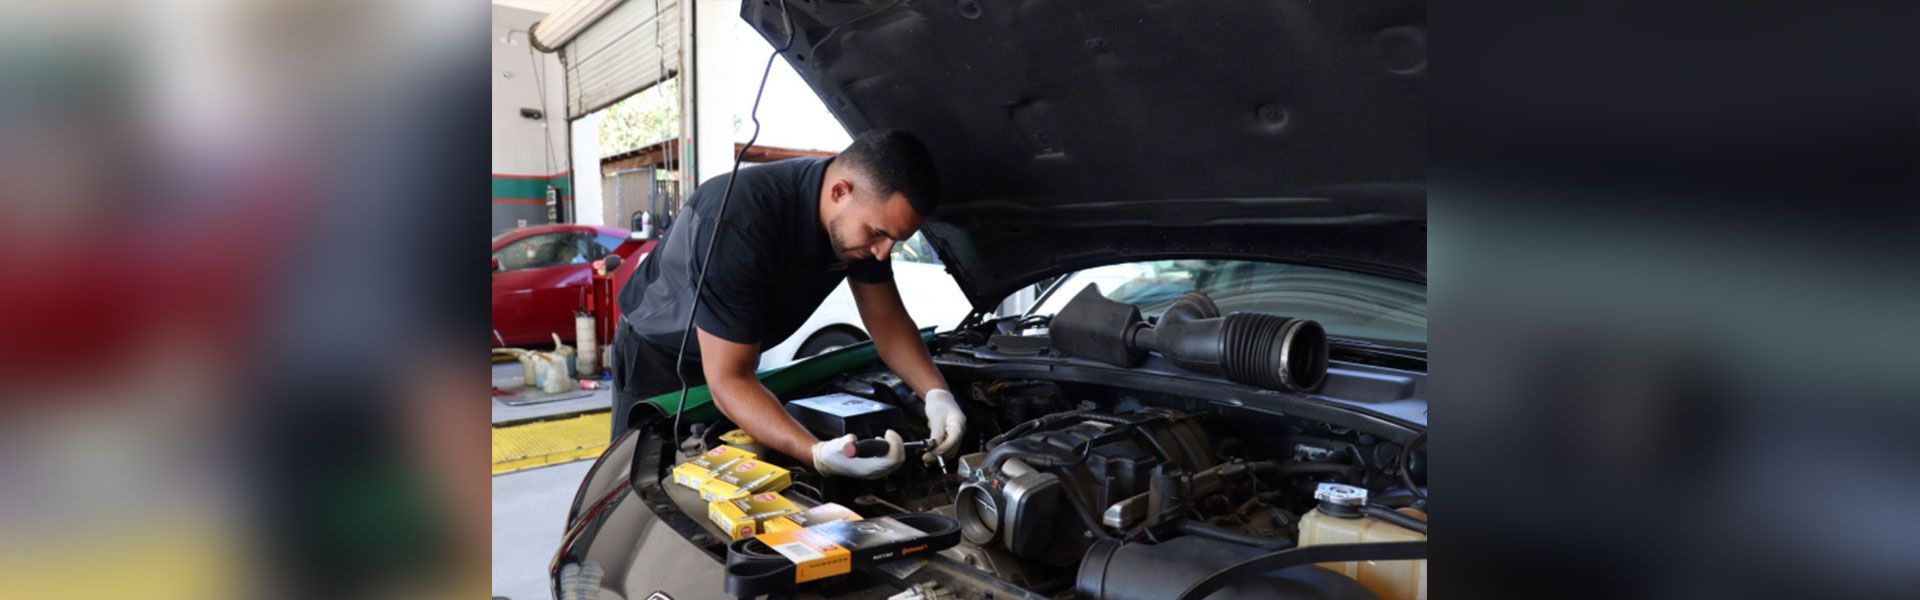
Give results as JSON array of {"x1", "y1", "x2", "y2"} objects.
[
  {"x1": 761, "y1": 502, "x2": 862, "y2": 534},
  {"x1": 752, "y1": 517, "x2": 932, "y2": 584}
]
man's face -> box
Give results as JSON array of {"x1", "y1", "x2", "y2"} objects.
[{"x1": 826, "y1": 185, "x2": 922, "y2": 263}]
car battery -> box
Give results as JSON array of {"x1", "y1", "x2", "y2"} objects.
[
  {"x1": 700, "y1": 457, "x2": 793, "y2": 501},
  {"x1": 785, "y1": 393, "x2": 907, "y2": 439},
  {"x1": 672, "y1": 445, "x2": 756, "y2": 490},
  {"x1": 710, "y1": 492, "x2": 803, "y2": 540}
]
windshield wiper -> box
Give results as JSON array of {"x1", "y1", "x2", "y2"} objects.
[{"x1": 1329, "y1": 337, "x2": 1427, "y2": 366}]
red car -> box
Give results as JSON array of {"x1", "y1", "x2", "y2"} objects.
[{"x1": 491, "y1": 224, "x2": 654, "y2": 347}]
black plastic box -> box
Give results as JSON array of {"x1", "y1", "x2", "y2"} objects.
[{"x1": 784, "y1": 393, "x2": 906, "y2": 440}]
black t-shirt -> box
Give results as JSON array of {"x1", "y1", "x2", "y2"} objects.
[{"x1": 617, "y1": 157, "x2": 892, "y2": 361}]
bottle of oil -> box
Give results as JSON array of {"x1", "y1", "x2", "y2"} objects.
[{"x1": 1296, "y1": 483, "x2": 1428, "y2": 600}]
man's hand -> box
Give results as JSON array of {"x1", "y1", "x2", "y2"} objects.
[
  {"x1": 811, "y1": 430, "x2": 905, "y2": 479},
  {"x1": 849, "y1": 279, "x2": 962, "y2": 463},
  {"x1": 700, "y1": 327, "x2": 820, "y2": 464},
  {"x1": 921, "y1": 389, "x2": 965, "y2": 463}
]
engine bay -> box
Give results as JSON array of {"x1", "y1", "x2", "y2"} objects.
[
  {"x1": 638, "y1": 289, "x2": 1429, "y2": 599},
  {"x1": 685, "y1": 363, "x2": 1428, "y2": 599}
]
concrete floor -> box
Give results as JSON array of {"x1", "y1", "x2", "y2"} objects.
[
  {"x1": 492, "y1": 459, "x2": 594, "y2": 600},
  {"x1": 490, "y1": 358, "x2": 616, "y2": 599},
  {"x1": 493, "y1": 362, "x2": 612, "y2": 425}
]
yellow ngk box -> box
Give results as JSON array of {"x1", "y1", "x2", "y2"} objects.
[
  {"x1": 699, "y1": 458, "x2": 793, "y2": 502},
  {"x1": 672, "y1": 445, "x2": 756, "y2": 490},
  {"x1": 709, "y1": 492, "x2": 803, "y2": 540}
]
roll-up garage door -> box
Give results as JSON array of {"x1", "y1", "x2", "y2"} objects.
[{"x1": 531, "y1": 0, "x2": 682, "y2": 119}]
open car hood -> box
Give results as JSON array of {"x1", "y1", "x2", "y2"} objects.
[{"x1": 743, "y1": 0, "x2": 1426, "y2": 307}]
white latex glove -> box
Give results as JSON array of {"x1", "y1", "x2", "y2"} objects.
[
  {"x1": 811, "y1": 430, "x2": 905, "y2": 479},
  {"x1": 922, "y1": 389, "x2": 965, "y2": 463}
]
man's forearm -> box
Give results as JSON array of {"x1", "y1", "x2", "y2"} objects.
[
  {"x1": 708, "y1": 375, "x2": 820, "y2": 462},
  {"x1": 849, "y1": 280, "x2": 950, "y2": 398},
  {"x1": 871, "y1": 321, "x2": 948, "y2": 399}
]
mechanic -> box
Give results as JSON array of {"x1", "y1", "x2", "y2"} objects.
[{"x1": 610, "y1": 129, "x2": 964, "y2": 480}]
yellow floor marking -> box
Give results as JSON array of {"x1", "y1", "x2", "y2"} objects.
[{"x1": 492, "y1": 411, "x2": 611, "y2": 475}]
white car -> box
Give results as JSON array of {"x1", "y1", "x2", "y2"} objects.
[{"x1": 756, "y1": 231, "x2": 987, "y2": 370}]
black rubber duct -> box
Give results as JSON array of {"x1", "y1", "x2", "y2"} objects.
[
  {"x1": 984, "y1": 409, "x2": 1134, "y2": 449},
  {"x1": 1175, "y1": 541, "x2": 1428, "y2": 600},
  {"x1": 1048, "y1": 285, "x2": 1148, "y2": 367},
  {"x1": 1362, "y1": 505, "x2": 1429, "y2": 535},
  {"x1": 1076, "y1": 537, "x2": 1378, "y2": 600},
  {"x1": 1238, "y1": 460, "x2": 1366, "y2": 486},
  {"x1": 1173, "y1": 520, "x2": 1294, "y2": 551},
  {"x1": 1136, "y1": 291, "x2": 1329, "y2": 393},
  {"x1": 1050, "y1": 287, "x2": 1330, "y2": 393}
]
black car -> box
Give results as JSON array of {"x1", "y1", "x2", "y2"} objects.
[{"x1": 552, "y1": 0, "x2": 1425, "y2": 598}]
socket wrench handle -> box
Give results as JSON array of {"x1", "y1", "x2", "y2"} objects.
[{"x1": 842, "y1": 437, "x2": 929, "y2": 458}]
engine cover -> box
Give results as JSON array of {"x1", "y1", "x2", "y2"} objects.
[{"x1": 954, "y1": 409, "x2": 1211, "y2": 565}]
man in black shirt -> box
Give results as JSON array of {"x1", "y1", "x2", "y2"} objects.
[{"x1": 610, "y1": 130, "x2": 964, "y2": 480}]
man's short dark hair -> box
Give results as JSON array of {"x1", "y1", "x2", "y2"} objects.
[{"x1": 838, "y1": 129, "x2": 939, "y2": 217}]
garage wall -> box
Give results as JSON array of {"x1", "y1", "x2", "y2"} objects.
[
  {"x1": 570, "y1": 112, "x2": 604, "y2": 226},
  {"x1": 493, "y1": 4, "x2": 571, "y2": 233}
]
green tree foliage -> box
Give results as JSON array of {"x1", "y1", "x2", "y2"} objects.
[{"x1": 599, "y1": 78, "x2": 679, "y2": 156}]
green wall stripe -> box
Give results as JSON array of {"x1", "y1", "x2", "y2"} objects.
[{"x1": 492, "y1": 175, "x2": 573, "y2": 199}]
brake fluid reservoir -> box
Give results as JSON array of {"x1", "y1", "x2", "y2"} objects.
[{"x1": 1297, "y1": 483, "x2": 1428, "y2": 600}]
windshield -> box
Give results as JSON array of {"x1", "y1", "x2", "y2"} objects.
[{"x1": 1028, "y1": 260, "x2": 1426, "y2": 347}]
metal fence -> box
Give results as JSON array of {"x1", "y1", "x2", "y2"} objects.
[{"x1": 602, "y1": 167, "x2": 678, "y2": 233}]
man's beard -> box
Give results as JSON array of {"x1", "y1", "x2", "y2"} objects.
[{"x1": 825, "y1": 213, "x2": 855, "y2": 261}]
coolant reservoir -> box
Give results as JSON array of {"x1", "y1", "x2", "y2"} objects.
[{"x1": 1297, "y1": 483, "x2": 1428, "y2": 600}]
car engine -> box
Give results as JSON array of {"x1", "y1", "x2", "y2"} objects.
[
  {"x1": 769, "y1": 371, "x2": 1426, "y2": 599},
  {"x1": 952, "y1": 407, "x2": 1213, "y2": 567},
  {"x1": 744, "y1": 293, "x2": 1427, "y2": 599}
]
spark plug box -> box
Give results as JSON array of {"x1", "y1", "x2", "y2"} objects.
[
  {"x1": 672, "y1": 444, "x2": 756, "y2": 490},
  {"x1": 710, "y1": 492, "x2": 803, "y2": 540},
  {"x1": 700, "y1": 458, "x2": 793, "y2": 502}
]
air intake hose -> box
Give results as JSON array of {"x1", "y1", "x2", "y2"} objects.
[
  {"x1": 1133, "y1": 291, "x2": 1328, "y2": 393},
  {"x1": 1050, "y1": 287, "x2": 1329, "y2": 393}
]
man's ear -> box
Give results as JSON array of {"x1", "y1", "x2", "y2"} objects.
[{"x1": 829, "y1": 178, "x2": 854, "y2": 205}]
